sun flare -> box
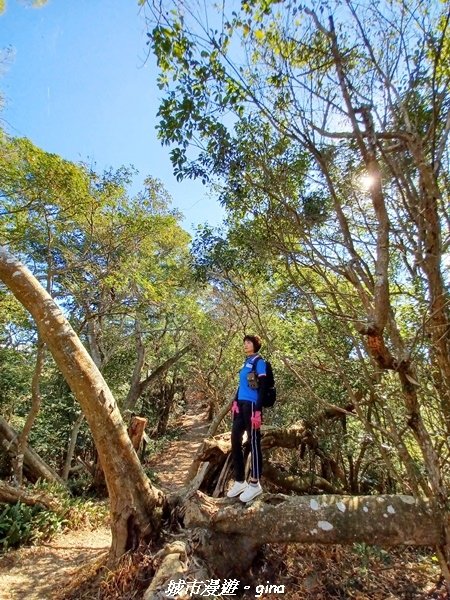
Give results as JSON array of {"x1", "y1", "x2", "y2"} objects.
[{"x1": 359, "y1": 174, "x2": 377, "y2": 190}]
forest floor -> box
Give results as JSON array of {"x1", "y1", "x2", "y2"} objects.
[
  {"x1": 0, "y1": 526, "x2": 111, "y2": 600},
  {"x1": 146, "y1": 399, "x2": 210, "y2": 493},
  {"x1": 0, "y1": 398, "x2": 210, "y2": 600},
  {"x1": 1, "y1": 399, "x2": 449, "y2": 599}
]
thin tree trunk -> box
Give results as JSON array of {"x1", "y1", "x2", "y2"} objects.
[
  {"x1": 13, "y1": 339, "x2": 46, "y2": 487},
  {"x1": 123, "y1": 318, "x2": 146, "y2": 411},
  {"x1": 123, "y1": 344, "x2": 193, "y2": 412},
  {"x1": 62, "y1": 412, "x2": 85, "y2": 481},
  {"x1": 86, "y1": 317, "x2": 104, "y2": 371},
  {"x1": 86, "y1": 315, "x2": 108, "y2": 493}
]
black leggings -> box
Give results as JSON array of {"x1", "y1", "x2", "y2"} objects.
[{"x1": 231, "y1": 400, "x2": 262, "y2": 481}]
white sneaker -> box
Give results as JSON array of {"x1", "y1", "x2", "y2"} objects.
[
  {"x1": 226, "y1": 480, "x2": 248, "y2": 498},
  {"x1": 239, "y1": 482, "x2": 262, "y2": 502}
]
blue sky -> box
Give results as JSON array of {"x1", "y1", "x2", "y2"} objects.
[{"x1": 0, "y1": 0, "x2": 225, "y2": 233}]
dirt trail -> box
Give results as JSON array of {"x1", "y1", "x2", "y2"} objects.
[
  {"x1": 0, "y1": 400, "x2": 210, "y2": 600},
  {"x1": 0, "y1": 527, "x2": 111, "y2": 600},
  {"x1": 148, "y1": 401, "x2": 210, "y2": 492}
]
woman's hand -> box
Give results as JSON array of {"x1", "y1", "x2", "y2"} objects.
[{"x1": 251, "y1": 410, "x2": 262, "y2": 429}]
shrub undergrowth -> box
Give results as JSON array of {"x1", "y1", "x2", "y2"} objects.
[{"x1": 0, "y1": 480, "x2": 109, "y2": 552}]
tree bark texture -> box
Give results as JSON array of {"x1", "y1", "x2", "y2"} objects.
[
  {"x1": 128, "y1": 416, "x2": 148, "y2": 454},
  {"x1": 86, "y1": 314, "x2": 108, "y2": 494},
  {"x1": 143, "y1": 541, "x2": 188, "y2": 600},
  {"x1": 185, "y1": 491, "x2": 440, "y2": 548},
  {"x1": 0, "y1": 248, "x2": 166, "y2": 562}
]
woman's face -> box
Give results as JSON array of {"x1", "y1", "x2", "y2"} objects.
[{"x1": 244, "y1": 339, "x2": 255, "y2": 354}]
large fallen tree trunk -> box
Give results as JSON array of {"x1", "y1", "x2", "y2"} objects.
[
  {"x1": 185, "y1": 491, "x2": 435, "y2": 545},
  {"x1": 0, "y1": 480, "x2": 61, "y2": 512},
  {"x1": 0, "y1": 416, "x2": 65, "y2": 486},
  {"x1": 182, "y1": 491, "x2": 439, "y2": 576}
]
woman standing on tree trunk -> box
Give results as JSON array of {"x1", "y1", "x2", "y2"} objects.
[{"x1": 227, "y1": 335, "x2": 269, "y2": 502}]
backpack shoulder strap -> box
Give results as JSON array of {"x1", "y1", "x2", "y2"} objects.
[
  {"x1": 252, "y1": 354, "x2": 262, "y2": 371},
  {"x1": 251, "y1": 355, "x2": 262, "y2": 372}
]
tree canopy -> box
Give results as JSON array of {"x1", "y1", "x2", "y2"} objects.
[
  {"x1": 1, "y1": 0, "x2": 450, "y2": 592},
  {"x1": 145, "y1": 0, "x2": 450, "y2": 576}
]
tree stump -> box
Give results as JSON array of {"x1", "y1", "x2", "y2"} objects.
[{"x1": 128, "y1": 416, "x2": 148, "y2": 456}]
